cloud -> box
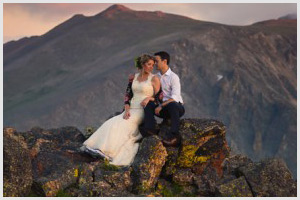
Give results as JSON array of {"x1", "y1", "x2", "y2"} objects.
[
  {"x1": 3, "y1": 3, "x2": 297, "y2": 43},
  {"x1": 201, "y1": 3, "x2": 297, "y2": 25},
  {"x1": 4, "y1": 4, "x2": 66, "y2": 42},
  {"x1": 127, "y1": 3, "x2": 296, "y2": 25},
  {"x1": 3, "y1": 3, "x2": 112, "y2": 42}
]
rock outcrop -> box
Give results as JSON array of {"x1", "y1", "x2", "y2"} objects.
[
  {"x1": 237, "y1": 159, "x2": 297, "y2": 197},
  {"x1": 4, "y1": 128, "x2": 33, "y2": 197},
  {"x1": 131, "y1": 135, "x2": 168, "y2": 194},
  {"x1": 3, "y1": 118, "x2": 297, "y2": 197}
]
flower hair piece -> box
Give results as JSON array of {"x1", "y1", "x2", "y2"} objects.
[{"x1": 134, "y1": 56, "x2": 142, "y2": 69}]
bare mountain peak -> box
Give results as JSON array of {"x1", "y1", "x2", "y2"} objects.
[
  {"x1": 154, "y1": 11, "x2": 166, "y2": 17},
  {"x1": 107, "y1": 4, "x2": 132, "y2": 12},
  {"x1": 97, "y1": 4, "x2": 171, "y2": 20},
  {"x1": 71, "y1": 14, "x2": 86, "y2": 19},
  {"x1": 100, "y1": 4, "x2": 133, "y2": 17},
  {"x1": 67, "y1": 14, "x2": 86, "y2": 23}
]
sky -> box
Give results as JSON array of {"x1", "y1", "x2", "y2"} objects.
[{"x1": 3, "y1": 3, "x2": 297, "y2": 43}]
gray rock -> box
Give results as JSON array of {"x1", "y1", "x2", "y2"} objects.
[
  {"x1": 237, "y1": 158, "x2": 296, "y2": 197},
  {"x1": 161, "y1": 146, "x2": 179, "y2": 177},
  {"x1": 131, "y1": 135, "x2": 167, "y2": 194},
  {"x1": 17, "y1": 126, "x2": 96, "y2": 196},
  {"x1": 3, "y1": 128, "x2": 33, "y2": 197},
  {"x1": 176, "y1": 119, "x2": 230, "y2": 177},
  {"x1": 94, "y1": 167, "x2": 132, "y2": 191},
  {"x1": 194, "y1": 165, "x2": 221, "y2": 196},
  {"x1": 155, "y1": 178, "x2": 197, "y2": 197},
  {"x1": 4, "y1": 123, "x2": 296, "y2": 197},
  {"x1": 172, "y1": 168, "x2": 195, "y2": 186},
  {"x1": 32, "y1": 164, "x2": 80, "y2": 197},
  {"x1": 78, "y1": 181, "x2": 112, "y2": 197},
  {"x1": 222, "y1": 154, "x2": 253, "y2": 176},
  {"x1": 216, "y1": 176, "x2": 253, "y2": 197},
  {"x1": 78, "y1": 161, "x2": 135, "y2": 197}
]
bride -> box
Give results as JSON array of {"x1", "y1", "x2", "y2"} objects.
[{"x1": 81, "y1": 54, "x2": 161, "y2": 166}]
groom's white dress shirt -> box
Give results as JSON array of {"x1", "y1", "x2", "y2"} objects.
[{"x1": 157, "y1": 68, "x2": 184, "y2": 104}]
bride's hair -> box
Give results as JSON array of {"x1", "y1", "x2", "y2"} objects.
[{"x1": 135, "y1": 54, "x2": 156, "y2": 69}]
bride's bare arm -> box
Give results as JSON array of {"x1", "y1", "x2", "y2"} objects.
[
  {"x1": 152, "y1": 76, "x2": 163, "y2": 106},
  {"x1": 140, "y1": 76, "x2": 161, "y2": 107},
  {"x1": 151, "y1": 75, "x2": 161, "y2": 101},
  {"x1": 152, "y1": 75, "x2": 160, "y2": 95}
]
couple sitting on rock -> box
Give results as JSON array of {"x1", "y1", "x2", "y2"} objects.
[{"x1": 81, "y1": 51, "x2": 185, "y2": 166}]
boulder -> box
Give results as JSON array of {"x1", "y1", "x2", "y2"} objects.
[
  {"x1": 216, "y1": 176, "x2": 253, "y2": 197},
  {"x1": 172, "y1": 168, "x2": 195, "y2": 186},
  {"x1": 3, "y1": 128, "x2": 33, "y2": 197},
  {"x1": 155, "y1": 178, "x2": 197, "y2": 197},
  {"x1": 193, "y1": 165, "x2": 221, "y2": 196},
  {"x1": 77, "y1": 161, "x2": 112, "y2": 197},
  {"x1": 31, "y1": 156, "x2": 82, "y2": 197},
  {"x1": 237, "y1": 158, "x2": 297, "y2": 197},
  {"x1": 10, "y1": 126, "x2": 97, "y2": 196},
  {"x1": 131, "y1": 135, "x2": 168, "y2": 194},
  {"x1": 221, "y1": 154, "x2": 254, "y2": 176},
  {"x1": 94, "y1": 166, "x2": 132, "y2": 191},
  {"x1": 161, "y1": 119, "x2": 230, "y2": 180},
  {"x1": 78, "y1": 181, "x2": 112, "y2": 197},
  {"x1": 3, "y1": 119, "x2": 297, "y2": 197},
  {"x1": 161, "y1": 147, "x2": 179, "y2": 177},
  {"x1": 177, "y1": 119, "x2": 230, "y2": 175},
  {"x1": 78, "y1": 161, "x2": 135, "y2": 197}
]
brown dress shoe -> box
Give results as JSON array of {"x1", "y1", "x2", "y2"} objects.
[
  {"x1": 162, "y1": 137, "x2": 180, "y2": 147},
  {"x1": 139, "y1": 127, "x2": 159, "y2": 137}
]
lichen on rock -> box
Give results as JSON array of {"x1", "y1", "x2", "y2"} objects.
[
  {"x1": 4, "y1": 128, "x2": 33, "y2": 197},
  {"x1": 3, "y1": 118, "x2": 297, "y2": 197},
  {"x1": 131, "y1": 135, "x2": 167, "y2": 194}
]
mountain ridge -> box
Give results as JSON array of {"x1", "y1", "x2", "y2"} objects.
[{"x1": 5, "y1": 4, "x2": 296, "y2": 46}]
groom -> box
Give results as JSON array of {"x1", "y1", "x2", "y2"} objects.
[{"x1": 140, "y1": 51, "x2": 185, "y2": 147}]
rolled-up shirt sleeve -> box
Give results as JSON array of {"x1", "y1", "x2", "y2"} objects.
[
  {"x1": 154, "y1": 87, "x2": 163, "y2": 105},
  {"x1": 171, "y1": 75, "x2": 182, "y2": 103}
]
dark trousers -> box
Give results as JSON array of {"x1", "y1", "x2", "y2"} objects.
[{"x1": 143, "y1": 101, "x2": 185, "y2": 134}]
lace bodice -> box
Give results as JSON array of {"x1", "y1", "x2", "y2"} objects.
[{"x1": 130, "y1": 73, "x2": 154, "y2": 109}]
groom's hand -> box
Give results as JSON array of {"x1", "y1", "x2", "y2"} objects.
[
  {"x1": 155, "y1": 106, "x2": 162, "y2": 115},
  {"x1": 140, "y1": 97, "x2": 150, "y2": 107},
  {"x1": 123, "y1": 110, "x2": 131, "y2": 120}
]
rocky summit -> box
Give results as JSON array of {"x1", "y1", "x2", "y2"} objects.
[{"x1": 3, "y1": 118, "x2": 296, "y2": 197}]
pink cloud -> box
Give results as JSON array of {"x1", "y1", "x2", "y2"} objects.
[{"x1": 3, "y1": 3, "x2": 296, "y2": 43}]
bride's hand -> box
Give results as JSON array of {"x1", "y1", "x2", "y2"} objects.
[
  {"x1": 140, "y1": 97, "x2": 150, "y2": 107},
  {"x1": 123, "y1": 110, "x2": 130, "y2": 120}
]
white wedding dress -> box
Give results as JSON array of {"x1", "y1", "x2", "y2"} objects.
[{"x1": 83, "y1": 73, "x2": 154, "y2": 166}]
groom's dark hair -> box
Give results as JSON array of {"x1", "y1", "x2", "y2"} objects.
[{"x1": 154, "y1": 51, "x2": 170, "y2": 65}]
